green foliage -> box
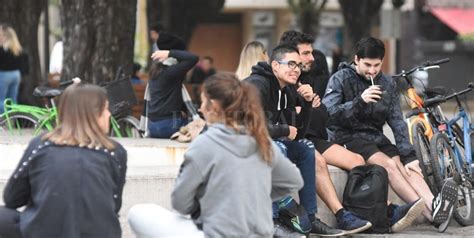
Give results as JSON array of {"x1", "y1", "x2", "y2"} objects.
[
  {"x1": 458, "y1": 32, "x2": 474, "y2": 42},
  {"x1": 49, "y1": 0, "x2": 60, "y2": 6}
]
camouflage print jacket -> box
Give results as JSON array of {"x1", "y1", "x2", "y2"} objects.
[{"x1": 322, "y1": 63, "x2": 416, "y2": 165}]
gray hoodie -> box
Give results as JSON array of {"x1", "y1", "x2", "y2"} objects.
[{"x1": 172, "y1": 123, "x2": 303, "y2": 237}]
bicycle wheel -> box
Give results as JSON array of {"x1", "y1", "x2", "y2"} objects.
[
  {"x1": 430, "y1": 132, "x2": 474, "y2": 226},
  {"x1": 110, "y1": 115, "x2": 141, "y2": 138},
  {"x1": 0, "y1": 112, "x2": 41, "y2": 136},
  {"x1": 411, "y1": 121, "x2": 439, "y2": 194}
]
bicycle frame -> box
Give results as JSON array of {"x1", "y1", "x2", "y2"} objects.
[
  {"x1": 407, "y1": 113, "x2": 435, "y2": 143},
  {"x1": 2, "y1": 98, "x2": 57, "y2": 135},
  {"x1": 400, "y1": 65, "x2": 446, "y2": 142},
  {"x1": 110, "y1": 116, "x2": 123, "y2": 138},
  {"x1": 2, "y1": 80, "x2": 138, "y2": 138},
  {"x1": 4, "y1": 97, "x2": 116, "y2": 136},
  {"x1": 444, "y1": 107, "x2": 473, "y2": 180}
]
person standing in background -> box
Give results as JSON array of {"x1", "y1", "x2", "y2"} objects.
[
  {"x1": 0, "y1": 24, "x2": 28, "y2": 113},
  {"x1": 188, "y1": 56, "x2": 216, "y2": 105},
  {"x1": 235, "y1": 41, "x2": 269, "y2": 80},
  {"x1": 149, "y1": 23, "x2": 161, "y2": 52}
]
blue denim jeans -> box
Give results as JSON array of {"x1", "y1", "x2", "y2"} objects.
[
  {"x1": 148, "y1": 117, "x2": 188, "y2": 138},
  {"x1": 272, "y1": 139, "x2": 317, "y2": 218},
  {"x1": 0, "y1": 70, "x2": 21, "y2": 114}
]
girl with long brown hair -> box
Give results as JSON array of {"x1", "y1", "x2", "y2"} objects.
[
  {"x1": 128, "y1": 73, "x2": 303, "y2": 237},
  {"x1": 0, "y1": 84, "x2": 127, "y2": 238}
]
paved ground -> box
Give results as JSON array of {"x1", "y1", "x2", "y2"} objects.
[{"x1": 349, "y1": 224, "x2": 474, "y2": 237}]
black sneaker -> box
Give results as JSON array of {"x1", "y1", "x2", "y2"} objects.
[
  {"x1": 336, "y1": 209, "x2": 372, "y2": 234},
  {"x1": 432, "y1": 178, "x2": 458, "y2": 232},
  {"x1": 278, "y1": 197, "x2": 312, "y2": 234},
  {"x1": 390, "y1": 198, "x2": 425, "y2": 232},
  {"x1": 310, "y1": 218, "x2": 345, "y2": 237},
  {"x1": 273, "y1": 220, "x2": 304, "y2": 238}
]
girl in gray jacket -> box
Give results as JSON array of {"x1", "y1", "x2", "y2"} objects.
[{"x1": 128, "y1": 73, "x2": 303, "y2": 237}]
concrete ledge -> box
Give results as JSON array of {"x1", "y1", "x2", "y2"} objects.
[{"x1": 0, "y1": 135, "x2": 411, "y2": 237}]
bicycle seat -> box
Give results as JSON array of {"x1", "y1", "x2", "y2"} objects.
[
  {"x1": 425, "y1": 86, "x2": 447, "y2": 98},
  {"x1": 33, "y1": 86, "x2": 62, "y2": 98},
  {"x1": 424, "y1": 95, "x2": 446, "y2": 108}
]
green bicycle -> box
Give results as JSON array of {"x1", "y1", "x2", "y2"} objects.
[{"x1": 0, "y1": 80, "x2": 141, "y2": 138}]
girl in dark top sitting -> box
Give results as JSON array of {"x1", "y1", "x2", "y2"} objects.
[
  {"x1": 147, "y1": 49, "x2": 198, "y2": 138},
  {"x1": 0, "y1": 83, "x2": 127, "y2": 238}
]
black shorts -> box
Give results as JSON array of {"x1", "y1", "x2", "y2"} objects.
[
  {"x1": 307, "y1": 136, "x2": 334, "y2": 154},
  {"x1": 343, "y1": 138, "x2": 400, "y2": 161}
]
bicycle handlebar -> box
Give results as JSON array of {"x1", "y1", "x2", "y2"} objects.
[
  {"x1": 392, "y1": 58, "x2": 450, "y2": 78},
  {"x1": 445, "y1": 84, "x2": 473, "y2": 101},
  {"x1": 59, "y1": 77, "x2": 81, "y2": 87},
  {"x1": 426, "y1": 58, "x2": 450, "y2": 66},
  {"x1": 417, "y1": 82, "x2": 473, "y2": 109}
]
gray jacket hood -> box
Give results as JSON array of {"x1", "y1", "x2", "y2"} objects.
[{"x1": 205, "y1": 123, "x2": 258, "y2": 158}]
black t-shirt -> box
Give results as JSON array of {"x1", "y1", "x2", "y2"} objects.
[{"x1": 298, "y1": 71, "x2": 330, "y2": 139}]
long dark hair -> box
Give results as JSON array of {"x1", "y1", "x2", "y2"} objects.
[
  {"x1": 149, "y1": 61, "x2": 166, "y2": 80},
  {"x1": 202, "y1": 73, "x2": 273, "y2": 164}
]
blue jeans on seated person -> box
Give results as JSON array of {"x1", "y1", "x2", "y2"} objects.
[
  {"x1": 272, "y1": 139, "x2": 317, "y2": 218},
  {"x1": 148, "y1": 117, "x2": 188, "y2": 138}
]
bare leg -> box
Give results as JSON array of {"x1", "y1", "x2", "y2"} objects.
[
  {"x1": 315, "y1": 151, "x2": 344, "y2": 214},
  {"x1": 325, "y1": 147, "x2": 396, "y2": 205},
  {"x1": 393, "y1": 156, "x2": 434, "y2": 221},
  {"x1": 367, "y1": 152, "x2": 420, "y2": 203},
  {"x1": 322, "y1": 144, "x2": 365, "y2": 171}
]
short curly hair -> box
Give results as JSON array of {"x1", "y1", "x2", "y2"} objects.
[{"x1": 279, "y1": 30, "x2": 314, "y2": 46}]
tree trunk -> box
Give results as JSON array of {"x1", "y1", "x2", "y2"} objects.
[
  {"x1": 60, "y1": 0, "x2": 137, "y2": 84},
  {"x1": 288, "y1": 0, "x2": 328, "y2": 39},
  {"x1": 339, "y1": 0, "x2": 383, "y2": 54},
  {"x1": 147, "y1": 0, "x2": 225, "y2": 45},
  {"x1": 0, "y1": 0, "x2": 47, "y2": 105}
]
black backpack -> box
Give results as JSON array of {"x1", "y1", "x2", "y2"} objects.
[{"x1": 343, "y1": 164, "x2": 390, "y2": 233}]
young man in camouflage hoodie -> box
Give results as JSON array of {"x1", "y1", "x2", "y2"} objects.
[{"x1": 322, "y1": 37, "x2": 458, "y2": 232}]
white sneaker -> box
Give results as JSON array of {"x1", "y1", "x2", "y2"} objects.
[{"x1": 432, "y1": 178, "x2": 458, "y2": 232}]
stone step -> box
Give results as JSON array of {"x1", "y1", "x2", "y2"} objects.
[{"x1": 0, "y1": 135, "x2": 464, "y2": 237}]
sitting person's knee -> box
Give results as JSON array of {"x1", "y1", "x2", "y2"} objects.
[
  {"x1": 384, "y1": 159, "x2": 399, "y2": 174},
  {"x1": 316, "y1": 153, "x2": 328, "y2": 169},
  {"x1": 353, "y1": 154, "x2": 365, "y2": 166}
]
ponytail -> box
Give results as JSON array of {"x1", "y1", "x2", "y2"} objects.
[
  {"x1": 203, "y1": 73, "x2": 273, "y2": 164},
  {"x1": 238, "y1": 82, "x2": 272, "y2": 164}
]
